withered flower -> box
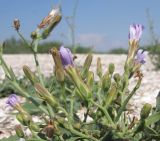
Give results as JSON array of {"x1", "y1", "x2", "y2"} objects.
[{"x1": 13, "y1": 19, "x2": 20, "y2": 31}]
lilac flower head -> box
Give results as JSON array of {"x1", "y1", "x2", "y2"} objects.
[
  {"x1": 129, "y1": 24, "x2": 144, "y2": 42},
  {"x1": 59, "y1": 46, "x2": 73, "y2": 67},
  {"x1": 6, "y1": 94, "x2": 19, "y2": 107},
  {"x1": 135, "y1": 49, "x2": 148, "y2": 64}
]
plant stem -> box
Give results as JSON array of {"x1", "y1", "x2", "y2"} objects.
[
  {"x1": 17, "y1": 31, "x2": 45, "y2": 86},
  {"x1": 90, "y1": 99, "x2": 115, "y2": 128},
  {"x1": 12, "y1": 81, "x2": 49, "y2": 115},
  {"x1": 115, "y1": 78, "x2": 142, "y2": 122}
]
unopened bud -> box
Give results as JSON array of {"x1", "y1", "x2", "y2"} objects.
[
  {"x1": 113, "y1": 73, "x2": 121, "y2": 83},
  {"x1": 66, "y1": 65, "x2": 91, "y2": 99},
  {"x1": 109, "y1": 63, "x2": 115, "y2": 74},
  {"x1": 16, "y1": 113, "x2": 31, "y2": 126},
  {"x1": 81, "y1": 54, "x2": 93, "y2": 78},
  {"x1": 13, "y1": 19, "x2": 20, "y2": 31},
  {"x1": 31, "y1": 31, "x2": 37, "y2": 40},
  {"x1": 86, "y1": 71, "x2": 94, "y2": 88},
  {"x1": 15, "y1": 125, "x2": 24, "y2": 138},
  {"x1": 156, "y1": 91, "x2": 160, "y2": 112},
  {"x1": 140, "y1": 103, "x2": 152, "y2": 119},
  {"x1": 29, "y1": 121, "x2": 40, "y2": 132},
  {"x1": 23, "y1": 65, "x2": 38, "y2": 85},
  {"x1": 97, "y1": 57, "x2": 102, "y2": 78},
  {"x1": 55, "y1": 68, "x2": 65, "y2": 82},
  {"x1": 103, "y1": 83, "x2": 117, "y2": 108},
  {"x1": 101, "y1": 71, "x2": 111, "y2": 92},
  {"x1": 34, "y1": 83, "x2": 58, "y2": 107},
  {"x1": 50, "y1": 48, "x2": 64, "y2": 82}
]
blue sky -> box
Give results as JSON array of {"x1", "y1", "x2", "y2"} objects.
[{"x1": 0, "y1": 0, "x2": 160, "y2": 51}]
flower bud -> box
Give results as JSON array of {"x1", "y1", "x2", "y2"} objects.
[
  {"x1": 30, "y1": 31, "x2": 37, "y2": 40},
  {"x1": 59, "y1": 46, "x2": 73, "y2": 67},
  {"x1": 15, "y1": 125, "x2": 25, "y2": 138},
  {"x1": 39, "y1": 7, "x2": 62, "y2": 39},
  {"x1": 23, "y1": 65, "x2": 38, "y2": 85},
  {"x1": 55, "y1": 68, "x2": 65, "y2": 82},
  {"x1": 156, "y1": 91, "x2": 160, "y2": 112},
  {"x1": 13, "y1": 18, "x2": 20, "y2": 31},
  {"x1": 29, "y1": 121, "x2": 40, "y2": 132},
  {"x1": 34, "y1": 83, "x2": 58, "y2": 107},
  {"x1": 66, "y1": 65, "x2": 91, "y2": 99},
  {"x1": 113, "y1": 73, "x2": 121, "y2": 83},
  {"x1": 140, "y1": 103, "x2": 152, "y2": 119},
  {"x1": 101, "y1": 71, "x2": 111, "y2": 92},
  {"x1": 81, "y1": 54, "x2": 93, "y2": 78},
  {"x1": 97, "y1": 57, "x2": 102, "y2": 78},
  {"x1": 50, "y1": 47, "x2": 65, "y2": 82},
  {"x1": 86, "y1": 71, "x2": 94, "y2": 88},
  {"x1": 16, "y1": 113, "x2": 31, "y2": 126},
  {"x1": 103, "y1": 83, "x2": 117, "y2": 108},
  {"x1": 108, "y1": 63, "x2": 115, "y2": 74}
]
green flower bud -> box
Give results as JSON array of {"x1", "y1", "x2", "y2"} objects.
[
  {"x1": 156, "y1": 92, "x2": 160, "y2": 112},
  {"x1": 15, "y1": 125, "x2": 25, "y2": 138},
  {"x1": 81, "y1": 54, "x2": 93, "y2": 78},
  {"x1": 23, "y1": 65, "x2": 38, "y2": 85},
  {"x1": 50, "y1": 48, "x2": 64, "y2": 82},
  {"x1": 55, "y1": 68, "x2": 65, "y2": 82},
  {"x1": 34, "y1": 83, "x2": 58, "y2": 107},
  {"x1": 29, "y1": 121, "x2": 40, "y2": 132},
  {"x1": 16, "y1": 113, "x2": 31, "y2": 126},
  {"x1": 109, "y1": 63, "x2": 115, "y2": 74},
  {"x1": 86, "y1": 71, "x2": 94, "y2": 88},
  {"x1": 140, "y1": 103, "x2": 152, "y2": 119},
  {"x1": 66, "y1": 65, "x2": 91, "y2": 99},
  {"x1": 113, "y1": 73, "x2": 121, "y2": 83},
  {"x1": 97, "y1": 57, "x2": 102, "y2": 78},
  {"x1": 103, "y1": 83, "x2": 117, "y2": 108},
  {"x1": 30, "y1": 31, "x2": 37, "y2": 40},
  {"x1": 101, "y1": 71, "x2": 111, "y2": 92}
]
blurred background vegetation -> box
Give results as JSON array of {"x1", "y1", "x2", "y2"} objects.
[{"x1": 2, "y1": 37, "x2": 160, "y2": 55}]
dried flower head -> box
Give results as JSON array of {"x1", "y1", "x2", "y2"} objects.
[
  {"x1": 13, "y1": 19, "x2": 20, "y2": 31},
  {"x1": 59, "y1": 46, "x2": 73, "y2": 67},
  {"x1": 38, "y1": 7, "x2": 61, "y2": 29}
]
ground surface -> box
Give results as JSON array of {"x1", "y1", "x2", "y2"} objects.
[{"x1": 0, "y1": 54, "x2": 160, "y2": 139}]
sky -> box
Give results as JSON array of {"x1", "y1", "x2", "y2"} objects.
[{"x1": 0, "y1": 0, "x2": 160, "y2": 51}]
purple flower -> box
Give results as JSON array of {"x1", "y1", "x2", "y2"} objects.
[
  {"x1": 135, "y1": 49, "x2": 148, "y2": 64},
  {"x1": 6, "y1": 94, "x2": 19, "y2": 107},
  {"x1": 129, "y1": 24, "x2": 144, "y2": 42},
  {"x1": 59, "y1": 46, "x2": 73, "y2": 67}
]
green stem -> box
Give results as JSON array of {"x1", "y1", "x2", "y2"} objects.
[
  {"x1": 12, "y1": 81, "x2": 49, "y2": 115},
  {"x1": 90, "y1": 99, "x2": 115, "y2": 128},
  {"x1": 0, "y1": 55, "x2": 12, "y2": 79},
  {"x1": 115, "y1": 79, "x2": 141, "y2": 122},
  {"x1": 32, "y1": 39, "x2": 45, "y2": 86},
  {"x1": 46, "y1": 103, "x2": 54, "y2": 119},
  {"x1": 17, "y1": 31, "x2": 45, "y2": 86},
  {"x1": 69, "y1": 97, "x2": 74, "y2": 122},
  {"x1": 69, "y1": 126, "x2": 99, "y2": 141}
]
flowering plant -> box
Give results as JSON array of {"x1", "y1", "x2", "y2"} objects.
[{"x1": 0, "y1": 7, "x2": 160, "y2": 141}]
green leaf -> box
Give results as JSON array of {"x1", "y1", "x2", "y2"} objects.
[
  {"x1": 145, "y1": 112, "x2": 160, "y2": 126},
  {"x1": 0, "y1": 135, "x2": 19, "y2": 141},
  {"x1": 22, "y1": 101, "x2": 42, "y2": 115}
]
